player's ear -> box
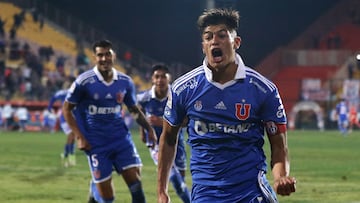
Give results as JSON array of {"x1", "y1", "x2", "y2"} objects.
[{"x1": 234, "y1": 36, "x2": 241, "y2": 50}]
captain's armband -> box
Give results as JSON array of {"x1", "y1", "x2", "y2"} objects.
[{"x1": 265, "y1": 121, "x2": 286, "y2": 136}]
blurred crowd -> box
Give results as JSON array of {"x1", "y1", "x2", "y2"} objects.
[
  {"x1": 0, "y1": 102, "x2": 57, "y2": 132},
  {"x1": 0, "y1": 8, "x2": 91, "y2": 102},
  {"x1": 0, "y1": 102, "x2": 135, "y2": 132}
]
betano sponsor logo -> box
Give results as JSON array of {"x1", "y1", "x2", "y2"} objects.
[
  {"x1": 88, "y1": 105, "x2": 121, "y2": 115},
  {"x1": 194, "y1": 120, "x2": 252, "y2": 135}
]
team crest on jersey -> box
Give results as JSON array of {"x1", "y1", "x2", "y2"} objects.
[
  {"x1": 194, "y1": 100, "x2": 202, "y2": 111},
  {"x1": 116, "y1": 92, "x2": 124, "y2": 103},
  {"x1": 93, "y1": 169, "x2": 101, "y2": 179},
  {"x1": 93, "y1": 93, "x2": 99, "y2": 100},
  {"x1": 235, "y1": 103, "x2": 251, "y2": 120}
]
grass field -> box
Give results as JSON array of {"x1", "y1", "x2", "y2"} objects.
[{"x1": 0, "y1": 129, "x2": 359, "y2": 203}]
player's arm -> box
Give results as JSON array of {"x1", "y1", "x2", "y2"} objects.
[
  {"x1": 137, "y1": 105, "x2": 147, "y2": 144},
  {"x1": 62, "y1": 101, "x2": 90, "y2": 150},
  {"x1": 157, "y1": 120, "x2": 181, "y2": 203},
  {"x1": 47, "y1": 94, "x2": 57, "y2": 112},
  {"x1": 266, "y1": 121, "x2": 296, "y2": 196},
  {"x1": 128, "y1": 105, "x2": 157, "y2": 146}
]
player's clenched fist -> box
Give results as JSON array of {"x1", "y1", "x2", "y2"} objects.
[{"x1": 273, "y1": 176, "x2": 296, "y2": 196}]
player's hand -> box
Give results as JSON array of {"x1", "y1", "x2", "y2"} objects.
[
  {"x1": 76, "y1": 136, "x2": 91, "y2": 151},
  {"x1": 148, "y1": 115, "x2": 163, "y2": 127},
  {"x1": 147, "y1": 128, "x2": 157, "y2": 149},
  {"x1": 140, "y1": 131, "x2": 147, "y2": 143},
  {"x1": 158, "y1": 192, "x2": 171, "y2": 203},
  {"x1": 273, "y1": 176, "x2": 296, "y2": 196}
]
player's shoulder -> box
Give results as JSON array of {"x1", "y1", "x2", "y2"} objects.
[
  {"x1": 114, "y1": 70, "x2": 132, "y2": 81},
  {"x1": 245, "y1": 66, "x2": 277, "y2": 92},
  {"x1": 54, "y1": 89, "x2": 68, "y2": 97},
  {"x1": 136, "y1": 89, "x2": 151, "y2": 103},
  {"x1": 171, "y1": 65, "x2": 204, "y2": 95},
  {"x1": 76, "y1": 69, "x2": 96, "y2": 86}
]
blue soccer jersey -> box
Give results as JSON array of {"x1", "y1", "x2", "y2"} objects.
[
  {"x1": 66, "y1": 67, "x2": 136, "y2": 148},
  {"x1": 137, "y1": 85, "x2": 187, "y2": 170},
  {"x1": 164, "y1": 54, "x2": 287, "y2": 186},
  {"x1": 137, "y1": 86, "x2": 169, "y2": 141},
  {"x1": 48, "y1": 89, "x2": 68, "y2": 124}
]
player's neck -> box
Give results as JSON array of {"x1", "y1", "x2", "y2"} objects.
[
  {"x1": 101, "y1": 70, "x2": 113, "y2": 82},
  {"x1": 155, "y1": 89, "x2": 168, "y2": 99},
  {"x1": 210, "y1": 62, "x2": 237, "y2": 84}
]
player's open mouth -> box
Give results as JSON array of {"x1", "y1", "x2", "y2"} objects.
[{"x1": 211, "y1": 48, "x2": 223, "y2": 62}]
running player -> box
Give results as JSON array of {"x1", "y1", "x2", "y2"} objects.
[
  {"x1": 137, "y1": 64, "x2": 190, "y2": 203},
  {"x1": 48, "y1": 78, "x2": 76, "y2": 167},
  {"x1": 335, "y1": 98, "x2": 349, "y2": 135},
  {"x1": 63, "y1": 39, "x2": 156, "y2": 203}
]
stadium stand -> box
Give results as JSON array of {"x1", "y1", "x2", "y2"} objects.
[
  {"x1": 0, "y1": 1, "x2": 150, "y2": 93},
  {"x1": 1, "y1": 0, "x2": 360, "y2": 131},
  {"x1": 256, "y1": 0, "x2": 360, "y2": 116}
]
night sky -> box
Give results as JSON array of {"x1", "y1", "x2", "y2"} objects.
[{"x1": 42, "y1": 0, "x2": 340, "y2": 68}]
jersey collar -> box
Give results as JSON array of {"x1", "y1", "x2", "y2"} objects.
[
  {"x1": 203, "y1": 53, "x2": 246, "y2": 82},
  {"x1": 93, "y1": 66, "x2": 118, "y2": 82},
  {"x1": 150, "y1": 85, "x2": 170, "y2": 101}
]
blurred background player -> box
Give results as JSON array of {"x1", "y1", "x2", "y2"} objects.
[
  {"x1": 48, "y1": 77, "x2": 76, "y2": 167},
  {"x1": 348, "y1": 104, "x2": 360, "y2": 133},
  {"x1": 137, "y1": 64, "x2": 190, "y2": 203},
  {"x1": 335, "y1": 98, "x2": 349, "y2": 135},
  {"x1": 63, "y1": 40, "x2": 156, "y2": 203}
]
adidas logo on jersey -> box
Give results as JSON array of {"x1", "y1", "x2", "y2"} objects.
[
  {"x1": 105, "y1": 93, "x2": 113, "y2": 99},
  {"x1": 214, "y1": 101, "x2": 227, "y2": 110}
]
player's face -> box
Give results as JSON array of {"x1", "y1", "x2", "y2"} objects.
[
  {"x1": 202, "y1": 24, "x2": 241, "y2": 69},
  {"x1": 94, "y1": 47, "x2": 114, "y2": 72},
  {"x1": 152, "y1": 70, "x2": 170, "y2": 92}
]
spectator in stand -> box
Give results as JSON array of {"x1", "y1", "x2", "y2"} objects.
[
  {"x1": 0, "y1": 16, "x2": 6, "y2": 38},
  {"x1": 76, "y1": 49, "x2": 90, "y2": 74},
  {"x1": 39, "y1": 14, "x2": 45, "y2": 31},
  {"x1": 56, "y1": 55, "x2": 67, "y2": 76},
  {"x1": 0, "y1": 42, "x2": 6, "y2": 81},
  {"x1": 12, "y1": 10, "x2": 25, "y2": 30},
  {"x1": 38, "y1": 45, "x2": 54, "y2": 62}
]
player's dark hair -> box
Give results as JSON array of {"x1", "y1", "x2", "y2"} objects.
[
  {"x1": 197, "y1": 8, "x2": 240, "y2": 34},
  {"x1": 92, "y1": 39, "x2": 112, "y2": 53},
  {"x1": 151, "y1": 64, "x2": 169, "y2": 75}
]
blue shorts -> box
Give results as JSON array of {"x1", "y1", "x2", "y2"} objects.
[
  {"x1": 174, "y1": 131, "x2": 187, "y2": 171},
  {"x1": 86, "y1": 140, "x2": 142, "y2": 183},
  {"x1": 148, "y1": 128, "x2": 187, "y2": 170},
  {"x1": 191, "y1": 171, "x2": 278, "y2": 203}
]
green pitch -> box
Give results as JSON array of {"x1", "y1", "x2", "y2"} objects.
[{"x1": 0, "y1": 129, "x2": 359, "y2": 202}]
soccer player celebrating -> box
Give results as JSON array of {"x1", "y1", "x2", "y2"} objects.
[
  {"x1": 63, "y1": 39, "x2": 156, "y2": 203},
  {"x1": 157, "y1": 8, "x2": 296, "y2": 203},
  {"x1": 137, "y1": 64, "x2": 190, "y2": 203}
]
